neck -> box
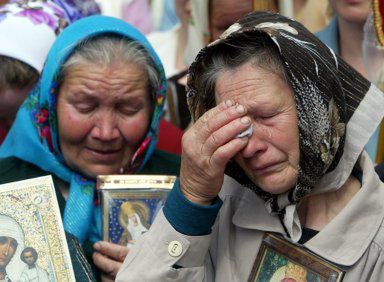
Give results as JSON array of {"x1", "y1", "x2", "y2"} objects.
[
  {"x1": 298, "y1": 174, "x2": 361, "y2": 230},
  {"x1": 0, "y1": 270, "x2": 6, "y2": 279},
  {"x1": 338, "y1": 17, "x2": 367, "y2": 78}
]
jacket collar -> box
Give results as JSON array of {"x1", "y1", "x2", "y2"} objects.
[
  {"x1": 223, "y1": 175, "x2": 284, "y2": 234},
  {"x1": 231, "y1": 153, "x2": 384, "y2": 266},
  {"x1": 304, "y1": 153, "x2": 384, "y2": 266}
]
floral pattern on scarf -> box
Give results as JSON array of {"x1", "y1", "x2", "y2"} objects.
[{"x1": 1, "y1": 1, "x2": 69, "y2": 34}]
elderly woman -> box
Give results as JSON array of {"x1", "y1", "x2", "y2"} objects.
[
  {"x1": 116, "y1": 12, "x2": 384, "y2": 281},
  {"x1": 0, "y1": 15, "x2": 180, "y2": 280}
]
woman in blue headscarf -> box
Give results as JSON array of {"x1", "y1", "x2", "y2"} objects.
[{"x1": 0, "y1": 15, "x2": 180, "y2": 280}]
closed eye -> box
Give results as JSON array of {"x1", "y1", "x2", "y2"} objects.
[
  {"x1": 118, "y1": 105, "x2": 142, "y2": 116},
  {"x1": 260, "y1": 114, "x2": 276, "y2": 119},
  {"x1": 75, "y1": 103, "x2": 96, "y2": 113}
]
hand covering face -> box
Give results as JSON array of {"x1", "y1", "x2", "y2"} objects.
[
  {"x1": 0, "y1": 16, "x2": 167, "y2": 243},
  {"x1": 187, "y1": 11, "x2": 384, "y2": 213}
]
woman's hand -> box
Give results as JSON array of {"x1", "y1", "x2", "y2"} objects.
[
  {"x1": 93, "y1": 241, "x2": 129, "y2": 280},
  {"x1": 180, "y1": 100, "x2": 250, "y2": 205}
]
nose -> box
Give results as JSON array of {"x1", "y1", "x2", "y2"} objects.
[
  {"x1": 1, "y1": 240, "x2": 11, "y2": 255},
  {"x1": 240, "y1": 123, "x2": 268, "y2": 158},
  {"x1": 91, "y1": 111, "x2": 120, "y2": 141}
]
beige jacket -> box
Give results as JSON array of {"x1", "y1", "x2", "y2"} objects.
[{"x1": 116, "y1": 153, "x2": 384, "y2": 281}]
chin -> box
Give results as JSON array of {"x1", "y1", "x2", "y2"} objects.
[
  {"x1": 80, "y1": 165, "x2": 121, "y2": 179},
  {"x1": 246, "y1": 170, "x2": 297, "y2": 195}
]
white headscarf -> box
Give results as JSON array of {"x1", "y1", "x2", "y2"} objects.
[{"x1": 0, "y1": 1, "x2": 69, "y2": 72}]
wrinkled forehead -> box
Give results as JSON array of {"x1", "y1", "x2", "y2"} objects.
[{"x1": 214, "y1": 63, "x2": 292, "y2": 103}]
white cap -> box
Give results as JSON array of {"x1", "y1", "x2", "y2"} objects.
[{"x1": 0, "y1": 1, "x2": 69, "y2": 72}]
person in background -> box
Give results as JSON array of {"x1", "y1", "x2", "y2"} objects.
[
  {"x1": 186, "y1": 0, "x2": 327, "y2": 64},
  {"x1": 0, "y1": 0, "x2": 70, "y2": 145},
  {"x1": 147, "y1": 0, "x2": 191, "y2": 130},
  {"x1": 185, "y1": 0, "x2": 255, "y2": 67},
  {"x1": 362, "y1": 0, "x2": 384, "y2": 167},
  {"x1": 55, "y1": 0, "x2": 100, "y2": 19},
  {"x1": 151, "y1": 0, "x2": 179, "y2": 32},
  {"x1": 116, "y1": 11, "x2": 384, "y2": 281},
  {"x1": 295, "y1": 0, "x2": 332, "y2": 33},
  {"x1": 316, "y1": 0, "x2": 381, "y2": 162},
  {"x1": 0, "y1": 15, "x2": 180, "y2": 280}
]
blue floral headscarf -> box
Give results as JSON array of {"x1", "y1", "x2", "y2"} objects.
[{"x1": 0, "y1": 15, "x2": 167, "y2": 243}]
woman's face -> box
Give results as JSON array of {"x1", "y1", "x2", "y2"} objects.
[
  {"x1": 209, "y1": 0, "x2": 253, "y2": 41},
  {"x1": 329, "y1": 0, "x2": 370, "y2": 25},
  {"x1": 57, "y1": 62, "x2": 151, "y2": 179},
  {"x1": 215, "y1": 63, "x2": 300, "y2": 194},
  {"x1": 0, "y1": 236, "x2": 17, "y2": 268}
]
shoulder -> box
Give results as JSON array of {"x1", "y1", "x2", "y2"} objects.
[
  {"x1": 141, "y1": 149, "x2": 181, "y2": 176},
  {"x1": 0, "y1": 157, "x2": 48, "y2": 184}
]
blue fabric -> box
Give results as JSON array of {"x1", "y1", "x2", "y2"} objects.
[
  {"x1": 0, "y1": 15, "x2": 167, "y2": 244},
  {"x1": 316, "y1": 16, "x2": 380, "y2": 161},
  {"x1": 315, "y1": 16, "x2": 340, "y2": 54},
  {"x1": 163, "y1": 179, "x2": 222, "y2": 236},
  {"x1": 157, "y1": 0, "x2": 179, "y2": 31}
]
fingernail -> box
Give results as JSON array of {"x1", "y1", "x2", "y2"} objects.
[
  {"x1": 93, "y1": 242, "x2": 101, "y2": 251},
  {"x1": 236, "y1": 105, "x2": 245, "y2": 114},
  {"x1": 241, "y1": 117, "x2": 250, "y2": 124},
  {"x1": 225, "y1": 99, "x2": 233, "y2": 107}
]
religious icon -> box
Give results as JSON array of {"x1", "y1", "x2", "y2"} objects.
[
  {"x1": 248, "y1": 233, "x2": 344, "y2": 282},
  {"x1": 97, "y1": 175, "x2": 176, "y2": 246},
  {"x1": 0, "y1": 176, "x2": 75, "y2": 281}
]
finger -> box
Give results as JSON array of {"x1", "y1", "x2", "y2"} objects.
[
  {"x1": 193, "y1": 100, "x2": 246, "y2": 139},
  {"x1": 101, "y1": 274, "x2": 115, "y2": 282},
  {"x1": 93, "y1": 252, "x2": 122, "y2": 278},
  {"x1": 93, "y1": 241, "x2": 129, "y2": 262},
  {"x1": 194, "y1": 99, "x2": 232, "y2": 129},
  {"x1": 210, "y1": 135, "x2": 249, "y2": 167},
  {"x1": 202, "y1": 116, "x2": 251, "y2": 156}
]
